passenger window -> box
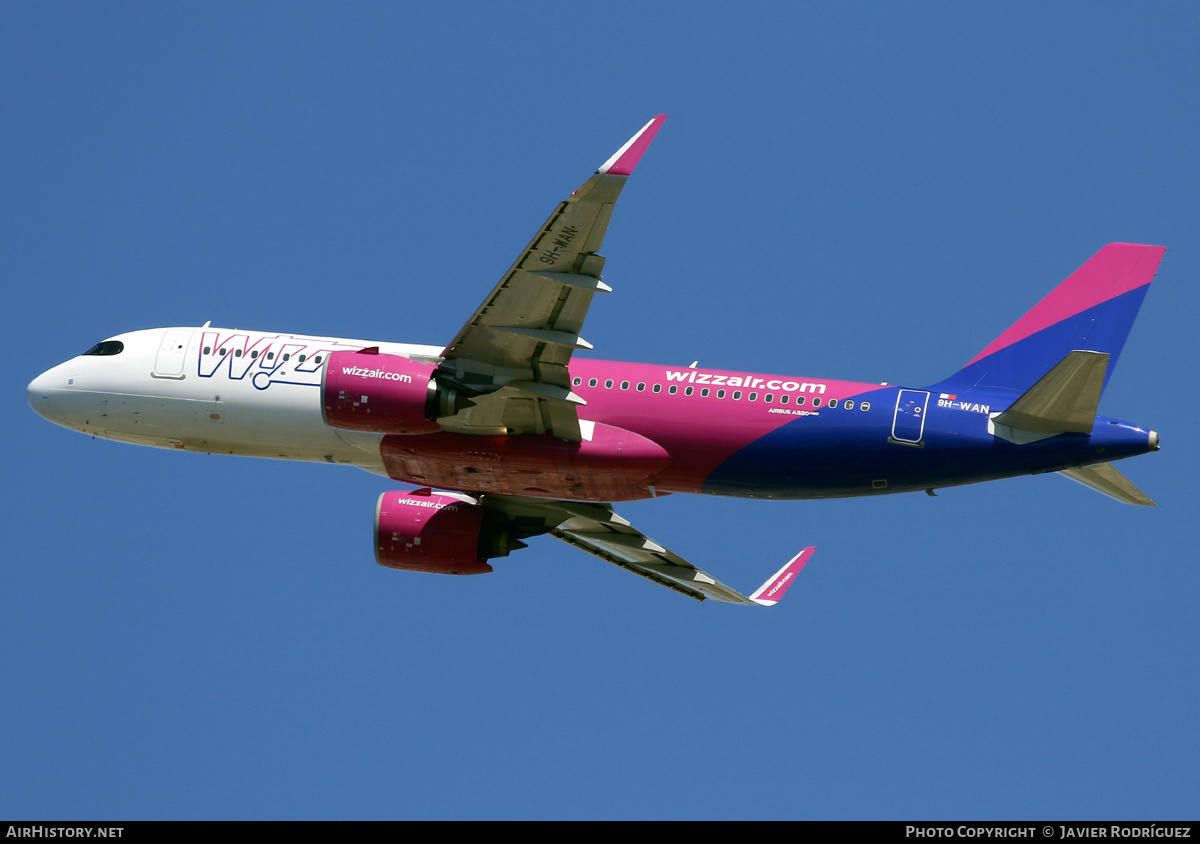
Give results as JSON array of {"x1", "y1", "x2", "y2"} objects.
[
  {"x1": 748, "y1": 392, "x2": 757, "y2": 401},
  {"x1": 733, "y1": 391, "x2": 741, "y2": 400},
  {"x1": 828, "y1": 399, "x2": 837, "y2": 408},
  {"x1": 700, "y1": 388, "x2": 709, "y2": 397},
  {"x1": 861, "y1": 402, "x2": 871, "y2": 411},
  {"x1": 299, "y1": 354, "x2": 307, "y2": 363},
  {"x1": 621, "y1": 381, "x2": 629, "y2": 390},
  {"x1": 573, "y1": 377, "x2": 581, "y2": 386},
  {"x1": 796, "y1": 396, "x2": 806, "y2": 405},
  {"x1": 669, "y1": 385, "x2": 678, "y2": 395},
  {"x1": 589, "y1": 378, "x2": 598, "y2": 388},
  {"x1": 765, "y1": 394, "x2": 773, "y2": 403},
  {"x1": 637, "y1": 383, "x2": 646, "y2": 392},
  {"x1": 605, "y1": 379, "x2": 613, "y2": 389},
  {"x1": 653, "y1": 384, "x2": 662, "y2": 393},
  {"x1": 251, "y1": 350, "x2": 259, "y2": 358},
  {"x1": 780, "y1": 395, "x2": 789, "y2": 404},
  {"x1": 845, "y1": 400, "x2": 855, "y2": 410},
  {"x1": 234, "y1": 349, "x2": 243, "y2": 358},
  {"x1": 203, "y1": 347, "x2": 211, "y2": 355},
  {"x1": 812, "y1": 397, "x2": 822, "y2": 407},
  {"x1": 685, "y1": 386, "x2": 694, "y2": 396},
  {"x1": 716, "y1": 389, "x2": 725, "y2": 399}
]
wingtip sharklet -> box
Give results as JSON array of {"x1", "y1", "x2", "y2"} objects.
[
  {"x1": 598, "y1": 114, "x2": 668, "y2": 176},
  {"x1": 749, "y1": 547, "x2": 815, "y2": 607}
]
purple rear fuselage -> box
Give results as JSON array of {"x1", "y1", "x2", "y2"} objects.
[{"x1": 562, "y1": 359, "x2": 1154, "y2": 500}]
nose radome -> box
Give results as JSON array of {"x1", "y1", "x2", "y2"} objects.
[{"x1": 27, "y1": 371, "x2": 53, "y2": 418}]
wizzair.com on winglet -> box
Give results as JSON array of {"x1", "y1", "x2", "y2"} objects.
[{"x1": 27, "y1": 115, "x2": 1164, "y2": 605}]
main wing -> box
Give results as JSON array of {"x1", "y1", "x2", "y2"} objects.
[
  {"x1": 434, "y1": 115, "x2": 667, "y2": 442},
  {"x1": 480, "y1": 494, "x2": 814, "y2": 605}
]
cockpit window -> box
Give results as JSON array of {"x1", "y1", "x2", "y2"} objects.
[{"x1": 82, "y1": 341, "x2": 124, "y2": 356}]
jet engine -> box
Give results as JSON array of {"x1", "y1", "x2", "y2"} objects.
[
  {"x1": 374, "y1": 490, "x2": 527, "y2": 575},
  {"x1": 323, "y1": 348, "x2": 472, "y2": 435}
]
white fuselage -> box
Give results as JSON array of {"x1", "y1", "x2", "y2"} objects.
[{"x1": 27, "y1": 326, "x2": 437, "y2": 473}]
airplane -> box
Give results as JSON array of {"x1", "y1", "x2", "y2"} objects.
[{"x1": 26, "y1": 115, "x2": 1165, "y2": 607}]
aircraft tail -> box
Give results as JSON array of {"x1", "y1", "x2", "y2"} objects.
[{"x1": 930, "y1": 244, "x2": 1165, "y2": 396}]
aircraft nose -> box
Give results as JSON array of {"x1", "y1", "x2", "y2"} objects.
[
  {"x1": 26, "y1": 370, "x2": 55, "y2": 420},
  {"x1": 27, "y1": 366, "x2": 80, "y2": 428}
]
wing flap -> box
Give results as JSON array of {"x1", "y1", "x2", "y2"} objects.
[{"x1": 526, "y1": 270, "x2": 612, "y2": 293}]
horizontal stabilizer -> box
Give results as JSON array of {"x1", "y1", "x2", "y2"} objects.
[
  {"x1": 993, "y1": 350, "x2": 1108, "y2": 434},
  {"x1": 1060, "y1": 463, "x2": 1156, "y2": 506}
]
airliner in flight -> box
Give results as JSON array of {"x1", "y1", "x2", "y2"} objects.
[{"x1": 26, "y1": 115, "x2": 1164, "y2": 606}]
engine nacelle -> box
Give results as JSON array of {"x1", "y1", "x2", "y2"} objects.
[
  {"x1": 323, "y1": 349, "x2": 442, "y2": 434},
  {"x1": 374, "y1": 490, "x2": 526, "y2": 575}
]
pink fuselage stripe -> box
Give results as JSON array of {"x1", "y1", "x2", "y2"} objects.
[
  {"x1": 568, "y1": 359, "x2": 885, "y2": 494},
  {"x1": 966, "y1": 243, "x2": 1164, "y2": 366}
]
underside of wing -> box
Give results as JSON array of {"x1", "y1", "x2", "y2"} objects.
[
  {"x1": 435, "y1": 116, "x2": 667, "y2": 442},
  {"x1": 479, "y1": 494, "x2": 813, "y2": 605}
]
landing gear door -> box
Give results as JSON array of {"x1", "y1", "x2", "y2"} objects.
[
  {"x1": 891, "y1": 389, "x2": 930, "y2": 445},
  {"x1": 154, "y1": 329, "x2": 193, "y2": 379}
]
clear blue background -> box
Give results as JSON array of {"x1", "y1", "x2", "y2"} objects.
[{"x1": 4, "y1": 2, "x2": 1197, "y2": 819}]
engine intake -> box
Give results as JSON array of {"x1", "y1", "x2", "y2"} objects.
[
  {"x1": 323, "y1": 349, "x2": 449, "y2": 434},
  {"x1": 374, "y1": 490, "x2": 527, "y2": 575}
]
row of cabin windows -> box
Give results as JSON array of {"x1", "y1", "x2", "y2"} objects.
[
  {"x1": 200, "y1": 347, "x2": 322, "y2": 365},
  {"x1": 570, "y1": 376, "x2": 871, "y2": 411}
]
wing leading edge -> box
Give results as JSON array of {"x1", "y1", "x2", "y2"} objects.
[{"x1": 435, "y1": 116, "x2": 668, "y2": 442}]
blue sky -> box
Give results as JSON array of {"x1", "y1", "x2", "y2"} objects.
[{"x1": 4, "y1": 3, "x2": 1198, "y2": 819}]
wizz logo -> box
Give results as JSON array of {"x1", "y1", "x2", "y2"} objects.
[{"x1": 198, "y1": 331, "x2": 346, "y2": 390}]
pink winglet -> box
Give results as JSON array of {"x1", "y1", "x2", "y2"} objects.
[
  {"x1": 966, "y1": 243, "x2": 1166, "y2": 367},
  {"x1": 599, "y1": 114, "x2": 668, "y2": 176},
  {"x1": 749, "y1": 547, "x2": 815, "y2": 607}
]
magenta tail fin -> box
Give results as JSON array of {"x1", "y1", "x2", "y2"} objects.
[{"x1": 931, "y1": 244, "x2": 1165, "y2": 395}]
